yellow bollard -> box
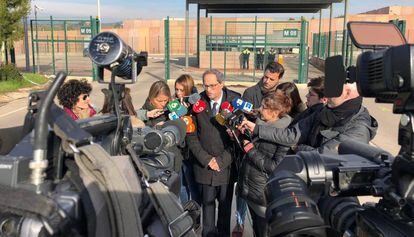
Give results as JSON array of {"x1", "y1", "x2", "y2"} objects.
[{"x1": 277, "y1": 54, "x2": 284, "y2": 65}]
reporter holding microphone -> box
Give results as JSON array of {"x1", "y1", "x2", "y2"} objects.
[
  {"x1": 186, "y1": 69, "x2": 240, "y2": 237},
  {"x1": 174, "y1": 74, "x2": 202, "y2": 205},
  {"x1": 237, "y1": 91, "x2": 292, "y2": 237}
]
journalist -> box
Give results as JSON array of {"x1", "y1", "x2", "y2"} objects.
[
  {"x1": 186, "y1": 69, "x2": 240, "y2": 237},
  {"x1": 233, "y1": 61, "x2": 285, "y2": 235},
  {"x1": 237, "y1": 92, "x2": 292, "y2": 237},
  {"x1": 292, "y1": 76, "x2": 328, "y2": 124},
  {"x1": 275, "y1": 82, "x2": 306, "y2": 120},
  {"x1": 57, "y1": 79, "x2": 96, "y2": 120},
  {"x1": 174, "y1": 74, "x2": 201, "y2": 205},
  {"x1": 240, "y1": 82, "x2": 378, "y2": 154}
]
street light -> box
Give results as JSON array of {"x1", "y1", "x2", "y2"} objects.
[
  {"x1": 34, "y1": 4, "x2": 44, "y2": 73},
  {"x1": 97, "y1": 0, "x2": 101, "y2": 29}
]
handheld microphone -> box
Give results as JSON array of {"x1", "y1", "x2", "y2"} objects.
[
  {"x1": 167, "y1": 99, "x2": 181, "y2": 112},
  {"x1": 221, "y1": 101, "x2": 234, "y2": 114},
  {"x1": 181, "y1": 115, "x2": 196, "y2": 133},
  {"x1": 231, "y1": 98, "x2": 253, "y2": 113},
  {"x1": 168, "y1": 104, "x2": 188, "y2": 120},
  {"x1": 192, "y1": 100, "x2": 206, "y2": 113},
  {"x1": 215, "y1": 112, "x2": 227, "y2": 126},
  {"x1": 187, "y1": 93, "x2": 201, "y2": 105}
]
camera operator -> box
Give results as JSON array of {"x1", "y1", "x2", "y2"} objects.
[
  {"x1": 237, "y1": 91, "x2": 292, "y2": 237},
  {"x1": 186, "y1": 69, "x2": 240, "y2": 237},
  {"x1": 291, "y1": 76, "x2": 327, "y2": 124},
  {"x1": 240, "y1": 82, "x2": 378, "y2": 154}
]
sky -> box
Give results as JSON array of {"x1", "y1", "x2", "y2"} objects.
[{"x1": 30, "y1": 0, "x2": 414, "y2": 23}]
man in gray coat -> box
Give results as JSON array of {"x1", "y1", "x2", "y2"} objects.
[{"x1": 240, "y1": 82, "x2": 378, "y2": 154}]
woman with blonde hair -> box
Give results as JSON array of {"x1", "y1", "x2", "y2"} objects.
[{"x1": 174, "y1": 74, "x2": 201, "y2": 206}]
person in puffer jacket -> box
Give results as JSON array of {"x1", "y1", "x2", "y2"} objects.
[{"x1": 237, "y1": 91, "x2": 292, "y2": 237}]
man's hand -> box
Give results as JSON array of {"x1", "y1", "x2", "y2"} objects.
[
  {"x1": 208, "y1": 157, "x2": 220, "y2": 172},
  {"x1": 147, "y1": 109, "x2": 164, "y2": 118},
  {"x1": 238, "y1": 119, "x2": 256, "y2": 134}
]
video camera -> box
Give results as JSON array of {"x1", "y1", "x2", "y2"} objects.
[
  {"x1": 265, "y1": 22, "x2": 414, "y2": 237},
  {"x1": 0, "y1": 32, "x2": 198, "y2": 237}
]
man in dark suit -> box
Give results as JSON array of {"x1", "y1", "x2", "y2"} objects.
[{"x1": 187, "y1": 69, "x2": 240, "y2": 237}]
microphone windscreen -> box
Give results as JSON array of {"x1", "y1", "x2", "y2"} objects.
[
  {"x1": 176, "y1": 104, "x2": 188, "y2": 117},
  {"x1": 215, "y1": 113, "x2": 226, "y2": 126},
  {"x1": 192, "y1": 100, "x2": 206, "y2": 113},
  {"x1": 188, "y1": 93, "x2": 201, "y2": 105},
  {"x1": 221, "y1": 101, "x2": 234, "y2": 112},
  {"x1": 168, "y1": 112, "x2": 180, "y2": 120},
  {"x1": 167, "y1": 100, "x2": 181, "y2": 112},
  {"x1": 181, "y1": 115, "x2": 196, "y2": 133}
]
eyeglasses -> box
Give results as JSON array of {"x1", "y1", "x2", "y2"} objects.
[
  {"x1": 202, "y1": 83, "x2": 220, "y2": 90},
  {"x1": 82, "y1": 94, "x2": 90, "y2": 100}
]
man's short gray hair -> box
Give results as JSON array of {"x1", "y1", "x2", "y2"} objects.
[{"x1": 202, "y1": 69, "x2": 225, "y2": 83}]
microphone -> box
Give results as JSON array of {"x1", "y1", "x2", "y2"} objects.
[
  {"x1": 167, "y1": 99, "x2": 181, "y2": 112},
  {"x1": 181, "y1": 115, "x2": 196, "y2": 133},
  {"x1": 186, "y1": 93, "x2": 201, "y2": 105},
  {"x1": 231, "y1": 98, "x2": 253, "y2": 113},
  {"x1": 168, "y1": 104, "x2": 188, "y2": 120},
  {"x1": 221, "y1": 101, "x2": 234, "y2": 114},
  {"x1": 215, "y1": 112, "x2": 227, "y2": 126},
  {"x1": 192, "y1": 99, "x2": 206, "y2": 113}
]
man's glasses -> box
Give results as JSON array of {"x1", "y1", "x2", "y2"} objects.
[
  {"x1": 82, "y1": 94, "x2": 89, "y2": 100},
  {"x1": 203, "y1": 83, "x2": 220, "y2": 90}
]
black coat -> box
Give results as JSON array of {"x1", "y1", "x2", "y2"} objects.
[
  {"x1": 242, "y1": 82, "x2": 264, "y2": 110},
  {"x1": 291, "y1": 103, "x2": 324, "y2": 125},
  {"x1": 186, "y1": 88, "x2": 241, "y2": 186},
  {"x1": 254, "y1": 105, "x2": 378, "y2": 154},
  {"x1": 237, "y1": 115, "x2": 291, "y2": 206}
]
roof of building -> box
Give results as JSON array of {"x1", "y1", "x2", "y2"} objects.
[{"x1": 188, "y1": 0, "x2": 343, "y2": 14}]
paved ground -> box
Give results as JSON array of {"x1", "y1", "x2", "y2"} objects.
[{"x1": 2, "y1": 54, "x2": 401, "y2": 236}]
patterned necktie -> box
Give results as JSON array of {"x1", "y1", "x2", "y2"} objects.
[{"x1": 211, "y1": 102, "x2": 218, "y2": 116}]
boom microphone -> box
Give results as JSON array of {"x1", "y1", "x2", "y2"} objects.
[{"x1": 338, "y1": 140, "x2": 393, "y2": 164}]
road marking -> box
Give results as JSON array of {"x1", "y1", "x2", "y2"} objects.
[{"x1": 0, "y1": 107, "x2": 26, "y2": 118}]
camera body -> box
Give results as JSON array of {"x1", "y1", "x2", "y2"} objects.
[
  {"x1": 0, "y1": 32, "x2": 196, "y2": 237},
  {"x1": 265, "y1": 22, "x2": 414, "y2": 237}
]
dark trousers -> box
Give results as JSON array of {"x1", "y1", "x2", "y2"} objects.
[
  {"x1": 248, "y1": 206, "x2": 268, "y2": 237},
  {"x1": 199, "y1": 183, "x2": 234, "y2": 237}
]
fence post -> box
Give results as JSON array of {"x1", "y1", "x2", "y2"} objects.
[
  {"x1": 50, "y1": 16, "x2": 56, "y2": 75},
  {"x1": 298, "y1": 18, "x2": 308, "y2": 84},
  {"x1": 30, "y1": 20, "x2": 36, "y2": 73},
  {"x1": 209, "y1": 15, "x2": 212, "y2": 69},
  {"x1": 253, "y1": 16, "x2": 257, "y2": 79},
  {"x1": 164, "y1": 16, "x2": 170, "y2": 80},
  {"x1": 63, "y1": 20, "x2": 69, "y2": 73}
]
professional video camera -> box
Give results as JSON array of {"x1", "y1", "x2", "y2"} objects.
[
  {"x1": 0, "y1": 32, "x2": 198, "y2": 237},
  {"x1": 265, "y1": 22, "x2": 414, "y2": 237}
]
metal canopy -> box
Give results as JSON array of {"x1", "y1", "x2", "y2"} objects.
[{"x1": 189, "y1": 0, "x2": 343, "y2": 14}]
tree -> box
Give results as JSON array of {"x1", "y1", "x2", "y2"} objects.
[{"x1": 0, "y1": 0, "x2": 30, "y2": 64}]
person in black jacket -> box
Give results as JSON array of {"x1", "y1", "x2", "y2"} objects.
[
  {"x1": 186, "y1": 69, "x2": 240, "y2": 237},
  {"x1": 292, "y1": 76, "x2": 328, "y2": 124},
  {"x1": 242, "y1": 62, "x2": 285, "y2": 114},
  {"x1": 237, "y1": 91, "x2": 292, "y2": 237},
  {"x1": 232, "y1": 61, "x2": 285, "y2": 236},
  {"x1": 240, "y1": 82, "x2": 378, "y2": 154}
]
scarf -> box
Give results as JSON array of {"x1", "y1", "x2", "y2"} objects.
[
  {"x1": 258, "y1": 79, "x2": 277, "y2": 96},
  {"x1": 319, "y1": 96, "x2": 363, "y2": 127}
]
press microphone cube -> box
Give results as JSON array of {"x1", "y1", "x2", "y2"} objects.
[
  {"x1": 192, "y1": 100, "x2": 206, "y2": 113},
  {"x1": 232, "y1": 98, "x2": 253, "y2": 113},
  {"x1": 168, "y1": 112, "x2": 180, "y2": 120},
  {"x1": 167, "y1": 100, "x2": 181, "y2": 112},
  {"x1": 182, "y1": 116, "x2": 196, "y2": 133},
  {"x1": 176, "y1": 104, "x2": 188, "y2": 117}
]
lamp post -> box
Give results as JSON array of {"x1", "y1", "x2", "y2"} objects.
[{"x1": 97, "y1": 0, "x2": 101, "y2": 29}]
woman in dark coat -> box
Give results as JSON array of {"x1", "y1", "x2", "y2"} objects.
[{"x1": 237, "y1": 91, "x2": 293, "y2": 237}]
